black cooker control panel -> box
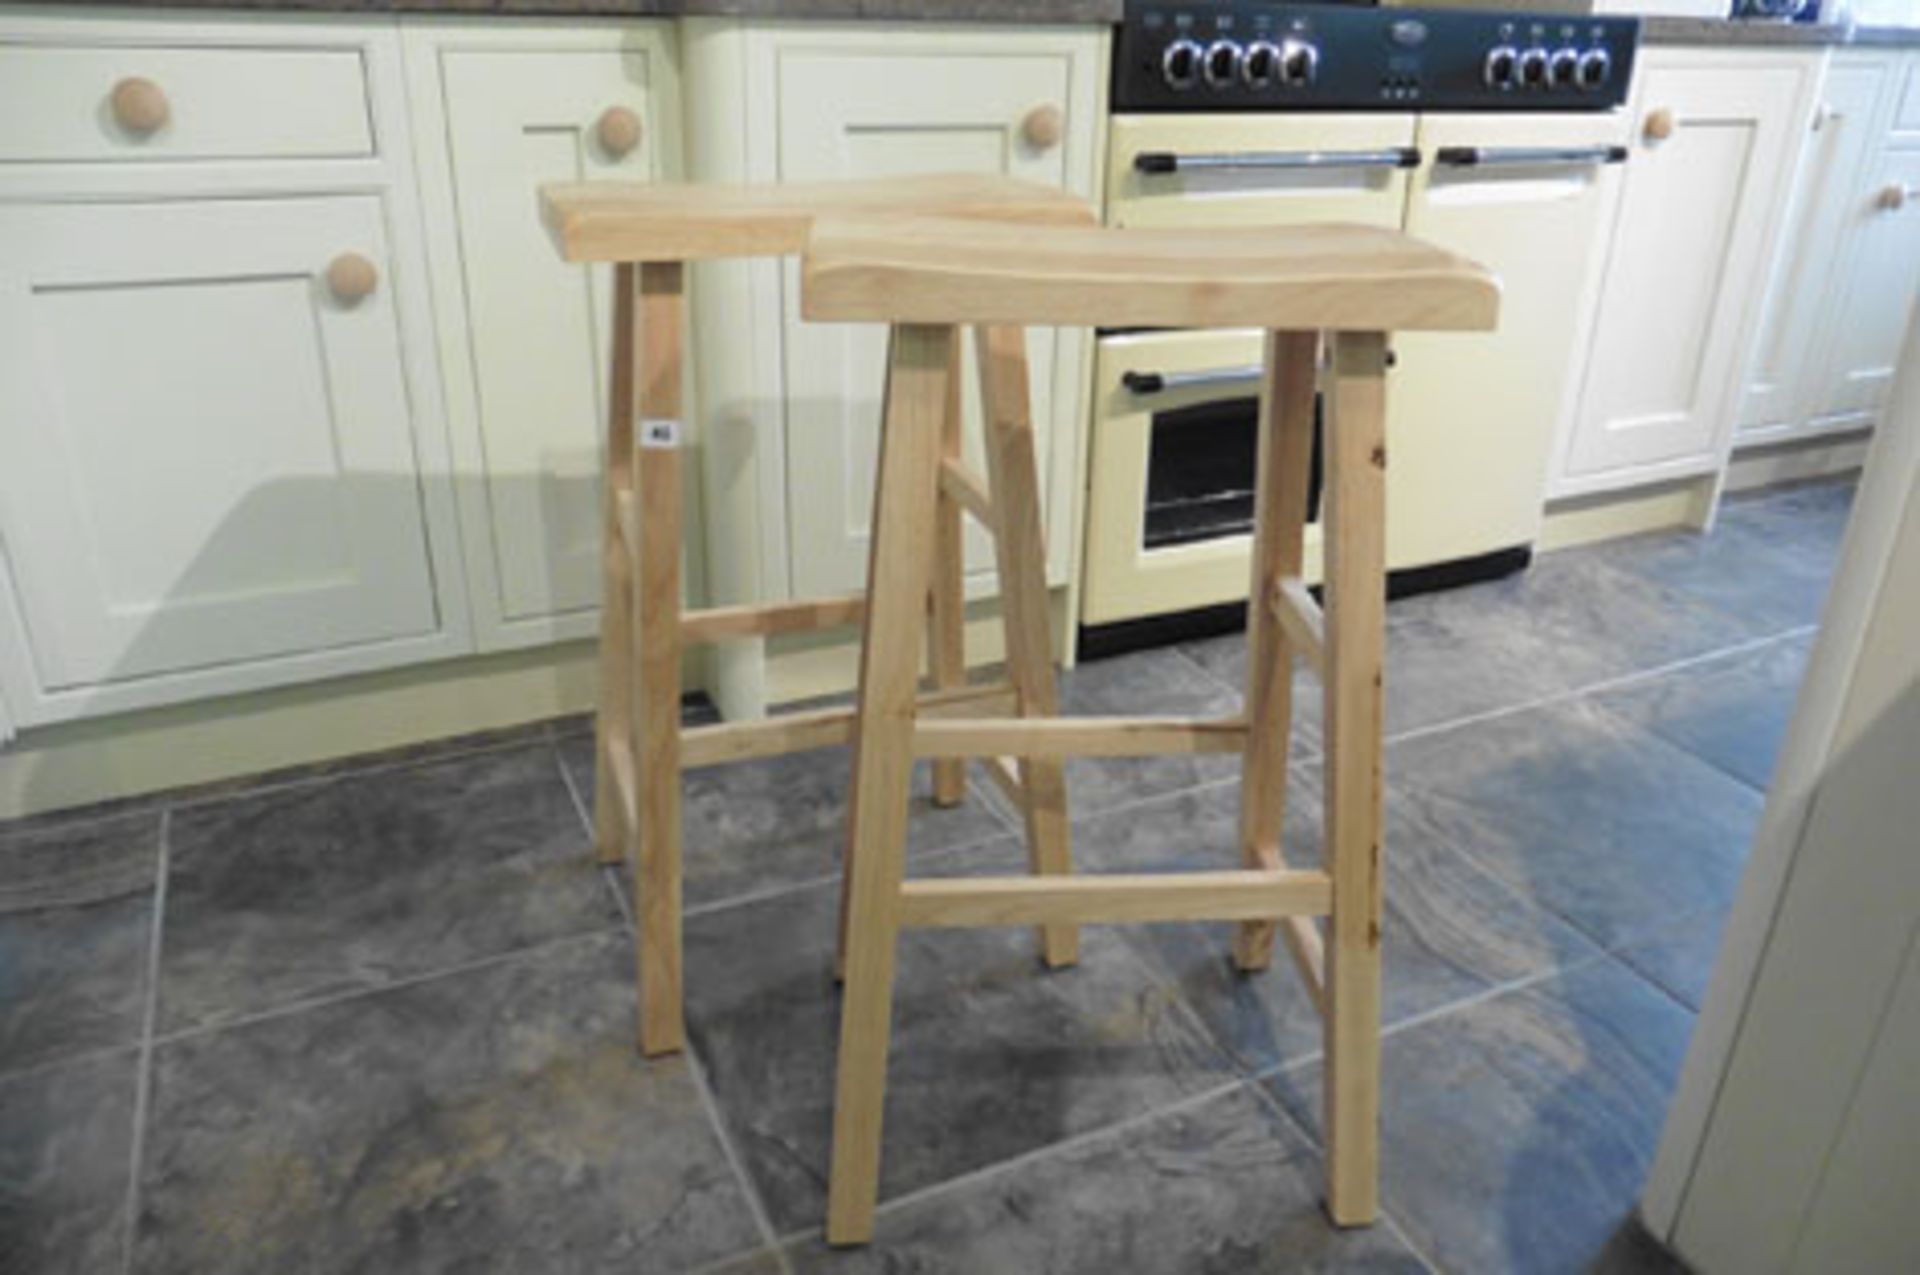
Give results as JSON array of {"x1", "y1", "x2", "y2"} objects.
[{"x1": 1113, "y1": 2, "x2": 1639, "y2": 112}]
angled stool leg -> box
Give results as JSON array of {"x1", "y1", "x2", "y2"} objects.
[
  {"x1": 975, "y1": 324, "x2": 1076, "y2": 969},
  {"x1": 634, "y1": 262, "x2": 687, "y2": 1057},
  {"x1": 593, "y1": 264, "x2": 638, "y2": 867},
  {"x1": 1235, "y1": 330, "x2": 1317, "y2": 975},
  {"x1": 927, "y1": 328, "x2": 969, "y2": 808},
  {"x1": 828, "y1": 323, "x2": 953, "y2": 1245},
  {"x1": 1321, "y1": 330, "x2": 1389, "y2": 1226}
]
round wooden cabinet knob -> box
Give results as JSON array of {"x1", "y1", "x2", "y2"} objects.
[
  {"x1": 1021, "y1": 104, "x2": 1065, "y2": 151},
  {"x1": 1643, "y1": 107, "x2": 1676, "y2": 144},
  {"x1": 596, "y1": 105, "x2": 643, "y2": 159},
  {"x1": 1880, "y1": 183, "x2": 1912, "y2": 211},
  {"x1": 326, "y1": 253, "x2": 379, "y2": 305},
  {"x1": 110, "y1": 76, "x2": 169, "y2": 137}
]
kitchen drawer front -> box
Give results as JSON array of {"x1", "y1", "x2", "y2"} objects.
[
  {"x1": 0, "y1": 42, "x2": 373, "y2": 163},
  {"x1": 1107, "y1": 112, "x2": 1415, "y2": 228}
]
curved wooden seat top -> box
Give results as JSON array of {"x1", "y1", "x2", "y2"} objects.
[
  {"x1": 542, "y1": 173, "x2": 1096, "y2": 264},
  {"x1": 802, "y1": 216, "x2": 1501, "y2": 334}
]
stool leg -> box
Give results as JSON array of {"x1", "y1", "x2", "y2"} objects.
[
  {"x1": 828, "y1": 323, "x2": 952, "y2": 1246},
  {"x1": 1321, "y1": 330, "x2": 1389, "y2": 1226},
  {"x1": 592, "y1": 264, "x2": 638, "y2": 867},
  {"x1": 976, "y1": 324, "x2": 1076, "y2": 969},
  {"x1": 1234, "y1": 331, "x2": 1317, "y2": 972},
  {"x1": 927, "y1": 327, "x2": 968, "y2": 808},
  {"x1": 634, "y1": 262, "x2": 687, "y2": 1057}
]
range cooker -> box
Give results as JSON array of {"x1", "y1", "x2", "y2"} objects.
[{"x1": 1080, "y1": 1, "x2": 1643, "y2": 643}]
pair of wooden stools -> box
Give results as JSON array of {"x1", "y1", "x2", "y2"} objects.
[{"x1": 542, "y1": 173, "x2": 1498, "y2": 1245}]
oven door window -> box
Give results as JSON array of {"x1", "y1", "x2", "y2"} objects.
[{"x1": 1143, "y1": 394, "x2": 1321, "y2": 550}]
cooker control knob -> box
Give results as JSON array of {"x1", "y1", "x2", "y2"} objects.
[
  {"x1": 1280, "y1": 38, "x2": 1319, "y2": 87},
  {"x1": 1162, "y1": 38, "x2": 1203, "y2": 90},
  {"x1": 1517, "y1": 46, "x2": 1550, "y2": 90},
  {"x1": 1242, "y1": 39, "x2": 1282, "y2": 88},
  {"x1": 1549, "y1": 47, "x2": 1580, "y2": 88},
  {"x1": 1483, "y1": 45, "x2": 1518, "y2": 89},
  {"x1": 1577, "y1": 47, "x2": 1613, "y2": 91},
  {"x1": 1203, "y1": 39, "x2": 1244, "y2": 89}
]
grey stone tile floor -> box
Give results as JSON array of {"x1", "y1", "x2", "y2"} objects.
[{"x1": 0, "y1": 476, "x2": 1853, "y2": 1274}]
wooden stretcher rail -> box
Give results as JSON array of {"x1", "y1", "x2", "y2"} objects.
[
  {"x1": 1271, "y1": 575, "x2": 1326, "y2": 675},
  {"x1": 912, "y1": 716, "x2": 1250, "y2": 759},
  {"x1": 896, "y1": 869, "x2": 1334, "y2": 928},
  {"x1": 1280, "y1": 914, "x2": 1327, "y2": 1016},
  {"x1": 681, "y1": 592, "x2": 867, "y2": 643},
  {"x1": 681, "y1": 682, "x2": 1019, "y2": 769},
  {"x1": 938, "y1": 457, "x2": 995, "y2": 526},
  {"x1": 977, "y1": 756, "x2": 1027, "y2": 809}
]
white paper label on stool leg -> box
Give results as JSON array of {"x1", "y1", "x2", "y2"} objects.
[{"x1": 641, "y1": 419, "x2": 681, "y2": 449}]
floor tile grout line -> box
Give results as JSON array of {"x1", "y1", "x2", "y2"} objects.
[
  {"x1": 550, "y1": 740, "x2": 636, "y2": 930},
  {"x1": 121, "y1": 808, "x2": 170, "y2": 1275},
  {"x1": 684, "y1": 1045, "x2": 795, "y2": 1275},
  {"x1": 146, "y1": 922, "x2": 628, "y2": 1051}
]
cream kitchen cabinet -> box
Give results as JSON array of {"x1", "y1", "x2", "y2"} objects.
[
  {"x1": 1741, "y1": 50, "x2": 1920, "y2": 445},
  {"x1": 685, "y1": 22, "x2": 1106, "y2": 610},
  {"x1": 0, "y1": 13, "x2": 469, "y2": 730},
  {"x1": 404, "y1": 20, "x2": 685, "y2": 650},
  {"x1": 1553, "y1": 48, "x2": 1823, "y2": 497}
]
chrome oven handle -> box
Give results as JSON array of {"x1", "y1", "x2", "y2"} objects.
[
  {"x1": 1133, "y1": 146, "x2": 1421, "y2": 175},
  {"x1": 1433, "y1": 144, "x2": 1629, "y2": 168},
  {"x1": 1121, "y1": 366, "x2": 1266, "y2": 396}
]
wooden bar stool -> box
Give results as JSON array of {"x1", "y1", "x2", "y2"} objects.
[
  {"x1": 539, "y1": 175, "x2": 1096, "y2": 1059},
  {"x1": 799, "y1": 216, "x2": 1499, "y2": 1244}
]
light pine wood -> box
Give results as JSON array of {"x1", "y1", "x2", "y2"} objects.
[
  {"x1": 325, "y1": 252, "x2": 379, "y2": 306},
  {"x1": 929, "y1": 329, "x2": 969, "y2": 808},
  {"x1": 109, "y1": 75, "x2": 169, "y2": 135},
  {"x1": 896, "y1": 869, "x2": 1334, "y2": 929},
  {"x1": 976, "y1": 323, "x2": 1076, "y2": 967},
  {"x1": 680, "y1": 682, "x2": 1017, "y2": 770},
  {"x1": 803, "y1": 218, "x2": 1500, "y2": 332},
  {"x1": 1235, "y1": 331, "x2": 1319, "y2": 973},
  {"x1": 936, "y1": 457, "x2": 995, "y2": 526},
  {"x1": 1321, "y1": 330, "x2": 1390, "y2": 1227},
  {"x1": 680, "y1": 592, "x2": 865, "y2": 643},
  {"x1": 592, "y1": 263, "x2": 638, "y2": 869},
  {"x1": 913, "y1": 716, "x2": 1249, "y2": 758},
  {"x1": 1271, "y1": 576, "x2": 1327, "y2": 677},
  {"x1": 634, "y1": 261, "x2": 686, "y2": 1058},
  {"x1": 1021, "y1": 103, "x2": 1064, "y2": 151},
  {"x1": 828, "y1": 324, "x2": 952, "y2": 1246},
  {"x1": 1283, "y1": 915, "x2": 1328, "y2": 1016},
  {"x1": 543, "y1": 173, "x2": 1096, "y2": 263},
  {"x1": 594, "y1": 104, "x2": 643, "y2": 159},
  {"x1": 978, "y1": 755, "x2": 1028, "y2": 810}
]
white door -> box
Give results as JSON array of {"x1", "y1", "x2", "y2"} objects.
[
  {"x1": 0, "y1": 197, "x2": 441, "y2": 705},
  {"x1": 1807, "y1": 142, "x2": 1920, "y2": 427},
  {"x1": 433, "y1": 43, "x2": 669, "y2": 645},
  {"x1": 1560, "y1": 56, "x2": 1818, "y2": 487},
  {"x1": 1740, "y1": 58, "x2": 1892, "y2": 440},
  {"x1": 773, "y1": 40, "x2": 1097, "y2": 599},
  {"x1": 1398, "y1": 111, "x2": 1630, "y2": 565}
]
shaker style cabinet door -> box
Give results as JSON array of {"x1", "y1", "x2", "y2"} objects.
[
  {"x1": 1809, "y1": 141, "x2": 1920, "y2": 427},
  {"x1": 1740, "y1": 58, "x2": 1891, "y2": 441},
  {"x1": 771, "y1": 33, "x2": 1102, "y2": 599},
  {"x1": 0, "y1": 197, "x2": 446, "y2": 720},
  {"x1": 1558, "y1": 54, "x2": 1819, "y2": 490},
  {"x1": 418, "y1": 32, "x2": 675, "y2": 647}
]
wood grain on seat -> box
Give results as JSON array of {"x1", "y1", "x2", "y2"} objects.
[
  {"x1": 801, "y1": 216, "x2": 1501, "y2": 333},
  {"x1": 541, "y1": 173, "x2": 1097, "y2": 263}
]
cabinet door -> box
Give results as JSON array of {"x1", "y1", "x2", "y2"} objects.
[
  {"x1": 1561, "y1": 56, "x2": 1817, "y2": 487},
  {"x1": 773, "y1": 38, "x2": 1098, "y2": 599},
  {"x1": 0, "y1": 197, "x2": 441, "y2": 708},
  {"x1": 432, "y1": 43, "x2": 669, "y2": 645},
  {"x1": 1808, "y1": 142, "x2": 1920, "y2": 426},
  {"x1": 1740, "y1": 60, "x2": 1891, "y2": 439}
]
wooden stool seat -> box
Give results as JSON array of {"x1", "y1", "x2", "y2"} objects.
[
  {"x1": 542, "y1": 174, "x2": 1095, "y2": 263},
  {"x1": 540, "y1": 173, "x2": 1098, "y2": 1069},
  {"x1": 803, "y1": 217, "x2": 1500, "y2": 331},
  {"x1": 807, "y1": 216, "x2": 1500, "y2": 1245}
]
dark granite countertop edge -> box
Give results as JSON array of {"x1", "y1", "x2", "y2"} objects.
[{"x1": 7, "y1": 0, "x2": 1125, "y2": 21}]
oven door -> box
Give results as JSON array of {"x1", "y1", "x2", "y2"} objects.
[{"x1": 1083, "y1": 328, "x2": 1324, "y2": 626}]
